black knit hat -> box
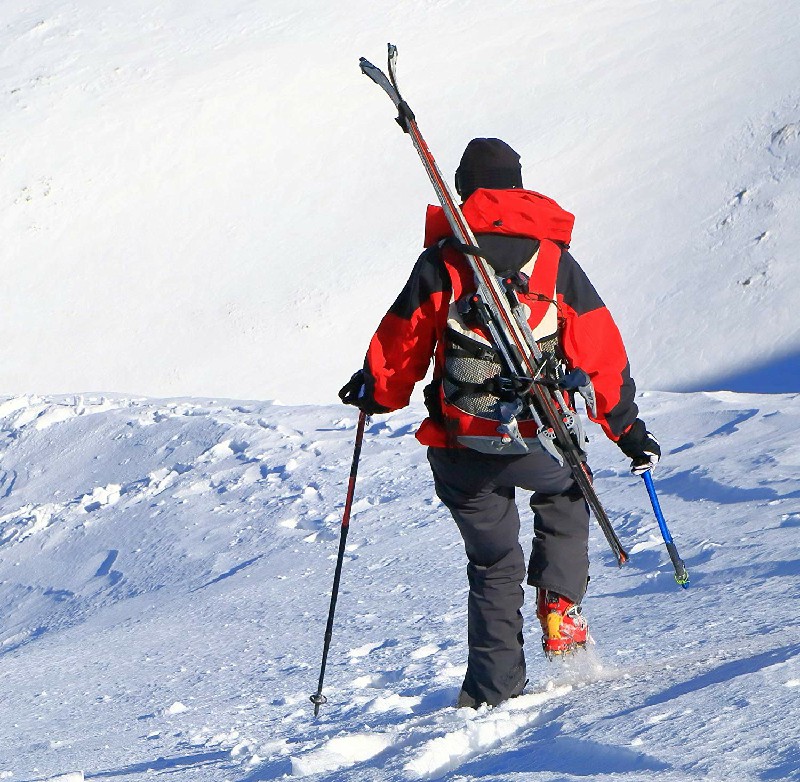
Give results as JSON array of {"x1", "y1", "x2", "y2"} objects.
[{"x1": 454, "y1": 138, "x2": 523, "y2": 199}]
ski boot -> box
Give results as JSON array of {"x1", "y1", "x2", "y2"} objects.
[{"x1": 536, "y1": 589, "x2": 588, "y2": 658}]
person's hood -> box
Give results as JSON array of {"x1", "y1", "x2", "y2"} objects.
[{"x1": 423, "y1": 188, "x2": 574, "y2": 248}]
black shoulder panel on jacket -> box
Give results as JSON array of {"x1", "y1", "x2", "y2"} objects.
[
  {"x1": 557, "y1": 250, "x2": 605, "y2": 315},
  {"x1": 603, "y1": 361, "x2": 639, "y2": 438},
  {"x1": 388, "y1": 245, "x2": 451, "y2": 320}
]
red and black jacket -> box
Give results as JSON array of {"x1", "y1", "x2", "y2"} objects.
[{"x1": 363, "y1": 188, "x2": 639, "y2": 448}]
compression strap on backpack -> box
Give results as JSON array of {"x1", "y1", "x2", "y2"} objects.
[
  {"x1": 444, "y1": 326, "x2": 500, "y2": 362},
  {"x1": 443, "y1": 370, "x2": 534, "y2": 400}
]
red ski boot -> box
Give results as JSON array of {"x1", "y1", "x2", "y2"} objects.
[{"x1": 536, "y1": 589, "x2": 589, "y2": 657}]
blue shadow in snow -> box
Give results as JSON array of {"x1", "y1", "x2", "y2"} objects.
[
  {"x1": 236, "y1": 757, "x2": 294, "y2": 781},
  {"x1": 458, "y1": 704, "x2": 669, "y2": 777},
  {"x1": 706, "y1": 408, "x2": 759, "y2": 436},
  {"x1": 677, "y1": 347, "x2": 800, "y2": 394},
  {"x1": 194, "y1": 556, "x2": 262, "y2": 591},
  {"x1": 606, "y1": 642, "x2": 800, "y2": 721},
  {"x1": 760, "y1": 744, "x2": 800, "y2": 780},
  {"x1": 600, "y1": 553, "x2": 800, "y2": 599},
  {"x1": 0, "y1": 626, "x2": 48, "y2": 658},
  {"x1": 95, "y1": 550, "x2": 119, "y2": 577},
  {"x1": 653, "y1": 469, "x2": 796, "y2": 504},
  {"x1": 17, "y1": 750, "x2": 233, "y2": 781},
  {"x1": 461, "y1": 736, "x2": 670, "y2": 777}
]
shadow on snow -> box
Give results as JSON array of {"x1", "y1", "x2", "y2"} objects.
[{"x1": 676, "y1": 347, "x2": 800, "y2": 394}]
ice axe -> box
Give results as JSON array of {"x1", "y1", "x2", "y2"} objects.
[{"x1": 642, "y1": 470, "x2": 689, "y2": 588}]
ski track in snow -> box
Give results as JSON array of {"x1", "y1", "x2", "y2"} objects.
[{"x1": 0, "y1": 393, "x2": 798, "y2": 781}]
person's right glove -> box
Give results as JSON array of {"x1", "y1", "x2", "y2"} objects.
[
  {"x1": 338, "y1": 369, "x2": 390, "y2": 416},
  {"x1": 616, "y1": 419, "x2": 661, "y2": 475}
]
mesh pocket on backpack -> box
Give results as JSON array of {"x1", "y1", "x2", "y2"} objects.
[{"x1": 442, "y1": 334, "x2": 504, "y2": 419}]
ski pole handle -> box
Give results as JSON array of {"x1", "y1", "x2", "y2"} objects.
[{"x1": 642, "y1": 470, "x2": 689, "y2": 588}]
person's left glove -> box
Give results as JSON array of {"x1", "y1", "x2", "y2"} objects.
[
  {"x1": 616, "y1": 419, "x2": 661, "y2": 475},
  {"x1": 338, "y1": 369, "x2": 390, "y2": 415}
]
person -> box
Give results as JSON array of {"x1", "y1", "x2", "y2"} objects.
[{"x1": 339, "y1": 138, "x2": 660, "y2": 709}]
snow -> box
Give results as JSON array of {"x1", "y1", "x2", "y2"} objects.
[
  {"x1": 1, "y1": 2, "x2": 799, "y2": 781},
  {"x1": 404, "y1": 685, "x2": 573, "y2": 779},
  {"x1": 1, "y1": 393, "x2": 799, "y2": 780}
]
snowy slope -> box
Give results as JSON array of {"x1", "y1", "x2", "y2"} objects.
[
  {"x1": 1, "y1": 1, "x2": 800, "y2": 780},
  {"x1": 1, "y1": 392, "x2": 798, "y2": 781},
  {"x1": 1, "y1": 0, "x2": 800, "y2": 401}
]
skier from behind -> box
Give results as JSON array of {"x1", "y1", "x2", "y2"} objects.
[{"x1": 339, "y1": 138, "x2": 660, "y2": 709}]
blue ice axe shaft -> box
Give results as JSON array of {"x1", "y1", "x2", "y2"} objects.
[{"x1": 642, "y1": 470, "x2": 689, "y2": 588}]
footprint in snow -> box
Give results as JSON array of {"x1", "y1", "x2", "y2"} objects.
[
  {"x1": 404, "y1": 684, "x2": 572, "y2": 779},
  {"x1": 290, "y1": 682, "x2": 572, "y2": 779}
]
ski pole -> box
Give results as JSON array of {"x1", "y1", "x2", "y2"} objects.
[
  {"x1": 642, "y1": 470, "x2": 689, "y2": 588},
  {"x1": 310, "y1": 410, "x2": 368, "y2": 717}
]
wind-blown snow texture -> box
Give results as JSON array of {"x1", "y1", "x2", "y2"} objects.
[
  {"x1": 1, "y1": 1, "x2": 800, "y2": 781},
  {"x1": 1, "y1": 393, "x2": 799, "y2": 781}
]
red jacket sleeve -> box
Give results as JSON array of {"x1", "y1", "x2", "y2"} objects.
[
  {"x1": 556, "y1": 251, "x2": 638, "y2": 440},
  {"x1": 364, "y1": 247, "x2": 451, "y2": 411}
]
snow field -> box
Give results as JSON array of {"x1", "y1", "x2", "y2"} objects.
[
  {"x1": 1, "y1": 0, "x2": 799, "y2": 780},
  {"x1": 1, "y1": 391, "x2": 798, "y2": 780}
]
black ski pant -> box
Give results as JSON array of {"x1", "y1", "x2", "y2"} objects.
[{"x1": 427, "y1": 445, "x2": 590, "y2": 708}]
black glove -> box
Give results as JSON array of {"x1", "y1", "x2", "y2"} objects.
[
  {"x1": 617, "y1": 419, "x2": 660, "y2": 475},
  {"x1": 338, "y1": 370, "x2": 390, "y2": 415}
]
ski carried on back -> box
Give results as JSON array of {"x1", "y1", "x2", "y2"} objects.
[{"x1": 359, "y1": 44, "x2": 628, "y2": 565}]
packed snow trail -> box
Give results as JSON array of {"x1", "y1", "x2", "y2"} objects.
[{"x1": 0, "y1": 392, "x2": 798, "y2": 780}]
